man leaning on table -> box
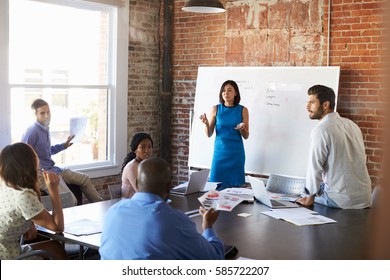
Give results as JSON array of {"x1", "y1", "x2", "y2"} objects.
[
  {"x1": 297, "y1": 85, "x2": 372, "y2": 209},
  {"x1": 99, "y1": 157, "x2": 224, "y2": 260}
]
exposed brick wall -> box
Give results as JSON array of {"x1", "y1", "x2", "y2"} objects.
[
  {"x1": 170, "y1": 0, "x2": 386, "y2": 188},
  {"x1": 92, "y1": 0, "x2": 162, "y2": 200},
  {"x1": 127, "y1": 0, "x2": 161, "y2": 156},
  {"x1": 225, "y1": 0, "x2": 325, "y2": 66},
  {"x1": 328, "y1": 0, "x2": 386, "y2": 187},
  {"x1": 94, "y1": 0, "x2": 385, "y2": 197},
  {"x1": 171, "y1": 2, "x2": 226, "y2": 184}
]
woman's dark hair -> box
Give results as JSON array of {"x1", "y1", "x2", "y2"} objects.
[
  {"x1": 121, "y1": 132, "x2": 153, "y2": 173},
  {"x1": 0, "y1": 142, "x2": 39, "y2": 194},
  {"x1": 219, "y1": 80, "x2": 241, "y2": 105}
]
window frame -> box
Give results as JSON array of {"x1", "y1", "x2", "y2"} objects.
[{"x1": 0, "y1": 0, "x2": 128, "y2": 178}]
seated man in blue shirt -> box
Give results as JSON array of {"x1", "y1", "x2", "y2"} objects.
[
  {"x1": 100, "y1": 157, "x2": 224, "y2": 260},
  {"x1": 22, "y1": 99, "x2": 102, "y2": 204}
]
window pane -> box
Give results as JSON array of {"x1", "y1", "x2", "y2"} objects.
[
  {"x1": 11, "y1": 88, "x2": 109, "y2": 165},
  {"x1": 9, "y1": 0, "x2": 109, "y2": 85},
  {"x1": 9, "y1": 0, "x2": 111, "y2": 168}
]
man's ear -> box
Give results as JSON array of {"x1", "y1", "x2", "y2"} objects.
[{"x1": 322, "y1": 100, "x2": 331, "y2": 110}]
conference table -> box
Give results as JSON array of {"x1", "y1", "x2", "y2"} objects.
[{"x1": 38, "y1": 192, "x2": 373, "y2": 260}]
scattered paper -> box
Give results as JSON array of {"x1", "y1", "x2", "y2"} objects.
[
  {"x1": 204, "y1": 182, "x2": 219, "y2": 191},
  {"x1": 64, "y1": 218, "x2": 102, "y2": 236},
  {"x1": 237, "y1": 213, "x2": 253, "y2": 218},
  {"x1": 221, "y1": 188, "x2": 254, "y2": 202},
  {"x1": 261, "y1": 208, "x2": 337, "y2": 226},
  {"x1": 198, "y1": 190, "x2": 244, "y2": 212},
  {"x1": 237, "y1": 256, "x2": 255, "y2": 260},
  {"x1": 222, "y1": 188, "x2": 254, "y2": 196}
]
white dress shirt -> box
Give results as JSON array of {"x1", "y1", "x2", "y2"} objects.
[{"x1": 306, "y1": 112, "x2": 372, "y2": 209}]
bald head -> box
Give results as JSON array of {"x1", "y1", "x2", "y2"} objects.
[{"x1": 136, "y1": 157, "x2": 172, "y2": 197}]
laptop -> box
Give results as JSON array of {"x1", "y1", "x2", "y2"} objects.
[
  {"x1": 246, "y1": 176, "x2": 299, "y2": 208},
  {"x1": 170, "y1": 169, "x2": 210, "y2": 195}
]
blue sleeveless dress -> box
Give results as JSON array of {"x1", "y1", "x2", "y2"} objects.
[{"x1": 210, "y1": 104, "x2": 245, "y2": 188}]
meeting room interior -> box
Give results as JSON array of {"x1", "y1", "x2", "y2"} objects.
[{"x1": 0, "y1": 0, "x2": 389, "y2": 262}]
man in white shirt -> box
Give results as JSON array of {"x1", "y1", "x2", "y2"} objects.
[{"x1": 297, "y1": 85, "x2": 372, "y2": 209}]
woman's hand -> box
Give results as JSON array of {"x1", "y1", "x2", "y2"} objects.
[
  {"x1": 42, "y1": 171, "x2": 60, "y2": 193},
  {"x1": 235, "y1": 122, "x2": 249, "y2": 139},
  {"x1": 199, "y1": 113, "x2": 209, "y2": 126},
  {"x1": 235, "y1": 122, "x2": 245, "y2": 130}
]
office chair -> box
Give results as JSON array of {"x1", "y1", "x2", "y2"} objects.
[
  {"x1": 108, "y1": 184, "x2": 122, "y2": 199},
  {"x1": 41, "y1": 192, "x2": 76, "y2": 211},
  {"x1": 14, "y1": 249, "x2": 54, "y2": 260},
  {"x1": 266, "y1": 174, "x2": 306, "y2": 196}
]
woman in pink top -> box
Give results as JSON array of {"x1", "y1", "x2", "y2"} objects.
[{"x1": 121, "y1": 133, "x2": 153, "y2": 198}]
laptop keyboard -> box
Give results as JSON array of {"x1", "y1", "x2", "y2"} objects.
[
  {"x1": 270, "y1": 199, "x2": 285, "y2": 207},
  {"x1": 171, "y1": 186, "x2": 186, "y2": 193}
]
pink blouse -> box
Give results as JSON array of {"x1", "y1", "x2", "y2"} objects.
[{"x1": 121, "y1": 159, "x2": 139, "y2": 198}]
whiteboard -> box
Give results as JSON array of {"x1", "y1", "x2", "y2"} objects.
[{"x1": 188, "y1": 66, "x2": 340, "y2": 177}]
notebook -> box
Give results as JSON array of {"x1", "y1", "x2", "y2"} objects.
[
  {"x1": 246, "y1": 176, "x2": 299, "y2": 209},
  {"x1": 170, "y1": 169, "x2": 210, "y2": 195}
]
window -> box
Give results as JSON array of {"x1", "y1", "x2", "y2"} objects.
[{"x1": 0, "y1": 0, "x2": 128, "y2": 177}]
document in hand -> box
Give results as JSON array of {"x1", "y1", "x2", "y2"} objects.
[
  {"x1": 220, "y1": 187, "x2": 255, "y2": 202},
  {"x1": 198, "y1": 190, "x2": 244, "y2": 212}
]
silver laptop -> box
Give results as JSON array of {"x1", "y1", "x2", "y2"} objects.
[
  {"x1": 171, "y1": 169, "x2": 210, "y2": 195},
  {"x1": 246, "y1": 176, "x2": 298, "y2": 208}
]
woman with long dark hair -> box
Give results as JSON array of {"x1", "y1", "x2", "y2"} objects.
[
  {"x1": 0, "y1": 142, "x2": 67, "y2": 259},
  {"x1": 121, "y1": 132, "x2": 153, "y2": 198}
]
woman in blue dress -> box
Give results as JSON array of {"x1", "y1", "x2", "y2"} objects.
[{"x1": 199, "y1": 80, "x2": 249, "y2": 189}]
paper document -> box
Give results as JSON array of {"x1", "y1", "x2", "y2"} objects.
[
  {"x1": 70, "y1": 117, "x2": 88, "y2": 143},
  {"x1": 262, "y1": 208, "x2": 337, "y2": 226},
  {"x1": 64, "y1": 218, "x2": 102, "y2": 236},
  {"x1": 198, "y1": 190, "x2": 244, "y2": 212},
  {"x1": 221, "y1": 187, "x2": 254, "y2": 202},
  {"x1": 204, "y1": 182, "x2": 219, "y2": 191}
]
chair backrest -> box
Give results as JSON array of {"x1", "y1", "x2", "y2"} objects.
[
  {"x1": 41, "y1": 192, "x2": 76, "y2": 211},
  {"x1": 266, "y1": 174, "x2": 306, "y2": 196},
  {"x1": 108, "y1": 184, "x2": 122, "y2": 199}
]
